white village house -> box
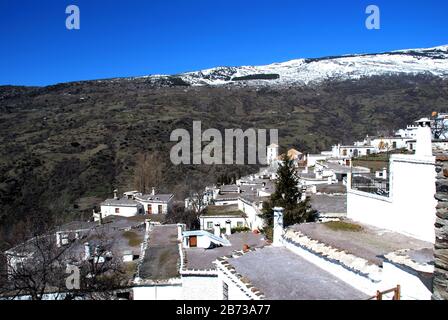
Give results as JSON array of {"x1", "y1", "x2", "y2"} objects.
[
  {"x1": 99, "y1": 190, "x2": 144, "y2": 218},
  {"x1": 96, "y1": 188, "x2": 174, "y2": 220}
]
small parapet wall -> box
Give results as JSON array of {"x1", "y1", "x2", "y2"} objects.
[
  {"x1": 214, "y1": 248, "x2": 266, "y2": 300},
  {"x1": 282, "y1": 228, "x2": 382, "y2": 295}
]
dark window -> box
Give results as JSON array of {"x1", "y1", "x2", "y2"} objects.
[{"x1": 115, "y1": 208, "x2": 120, "y2": 214}]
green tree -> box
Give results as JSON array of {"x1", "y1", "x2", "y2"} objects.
[{"x1": 259, "y1": 154, "x2": 317, "y2": 238}]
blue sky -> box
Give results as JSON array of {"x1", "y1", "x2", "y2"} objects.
[{"x1": 1, "y1": 0, "x2": 447, "y2": 86}]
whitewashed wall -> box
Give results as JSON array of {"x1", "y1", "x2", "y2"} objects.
[
  {"x1": 307, "y1": 155, "x2": 328, "y2": 167},
  {"x1": 200, "y1": 216, "x2": 247, "y2": 230},
  {"x1": 183, "y1": 234, "x2": 215, "y2": 248},
  {"x1": 238, "y1": 199, "x2": 264, "y2": 230},
  {"x1": 133, "y1": 284, "x2": 183, "y2": 300},
  {"x1": 181, "y1": 275, "x2": 222, "y2": 300},
  {"x1": 348, "y1": 153, "x2": 436, "y2": 243},
  {"x1": 214, "y1": 199, "x2": 239, "y2": 206},
  {"x1": 100, "y1": 205, "x2": 139, "y2": 218},
  {"x1": 139, "y1": 202, "x2": 170, "y2": 214}
]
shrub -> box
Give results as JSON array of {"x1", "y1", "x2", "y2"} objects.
[{"x1": 231, "y1": 226, "x2": 251, "y2": 233}]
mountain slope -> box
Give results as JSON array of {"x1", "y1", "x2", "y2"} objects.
[{"x1": 2, "y1": 45, "x2": 448, "y2": 248}]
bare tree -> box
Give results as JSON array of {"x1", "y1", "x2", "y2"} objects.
[
  {"x1": 0, "y1": 228, "x2": 130, "y2": 300},
  {"x1": 165, "y1": 203, "x2": 200, "y2": 230},
  {"x1": 0, "y1": 233, "x2": 75, "y2": 300},
  {"x1": 133, "y1": 152, "x2": 165, "y2": 194}
]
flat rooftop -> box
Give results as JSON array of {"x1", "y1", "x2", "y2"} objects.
[
  {"x1": 228, "y1": 246, "x2": 369, "y2": 300},
  {"x1": 315, "y1": 183, "x2": 346, "y2": 194},
  {"x1": 184, "y1": 232, "x2": 266, "y2": 270},
  {"x1": 200, "y1": 205, "x2": 243, "y2": 217},
  {"x1": 310, "y1": 194, "x2": 347, "y2": 215},
  {"x1": 52, "y1": 216, "x2": 147, "y2": 257},
  {"x1": 139, "y1": 224, "x2": 180, "y2": 280},
  {"x1": 290, "y1": 221, "x2": 433, "y2": 266}
]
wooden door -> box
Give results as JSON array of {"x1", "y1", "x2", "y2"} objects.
[
  {"x1": 158, "y1": 205, "x2": 163, "y2": 214},
  {"x1": 147, "y1": 205, "x2": 152, "y2": 215},
  {"x1": 189, "y1": 236, "x2": 197, "y2": 248}
]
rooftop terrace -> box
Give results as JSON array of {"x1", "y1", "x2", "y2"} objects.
[
  {"x1": 184, "y1": 232, "x2": 266, "y2": 271},
  {"x1": 227, "y1": 246, "x2": 369, "y2": 300},
  {"x1": 139, "y1": 225, "x2": 180, "y2": 281},
  {"x1": 290, "y1": 220, "x2": 433, "y2": 266},
  {"x1": 200, "y1": 205, "x2": 243, "y2": 217}
]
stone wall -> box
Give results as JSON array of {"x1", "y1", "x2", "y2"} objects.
[{"x1": 433, "y1": 153, "x2": 448, "y2": 300}]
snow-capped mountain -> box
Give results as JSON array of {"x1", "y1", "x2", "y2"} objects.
[{"x1": 142, "y1": 45, "x2": 448, "y2": 87}]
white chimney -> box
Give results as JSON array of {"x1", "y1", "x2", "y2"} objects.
[
  {"x1": 415, "y1": 125, "x2": 433, "y2": 157},
  {"x1": 113, "y1": 189, "x2": 118, "y2": 200},
  {"x1": 177, "y1": 223, "x2": 185, "y2": 241},
  {"x1": 301, "y1": 188, "x2": 307, "y2": 201},
  {"x1": 347, "y1": 172, "x2": 352, "y2": 189},
  {"x1": 56, "y1": 232, "x2": 62, "y2": 247},
  {"x1": 214, "y1": 223, "x2": 221, "y2": 237},
  {"x1": 225, "y1": 220, "x2": 232, "y2": 236},
  {"x1": 151, "y1": 187, "x2": 156, "y2": 196},
  {"x1": 84, "y1": 242, "x2": 91, "y2": 260},
  {"x1": 273, "y1": 207, "x2": 284, "y2": 247}
]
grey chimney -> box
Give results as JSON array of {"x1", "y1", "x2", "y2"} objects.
[
  {"x1": 273, "y1": 207, "x2": 284, "y2": 247},
  {"x1": 113, "y1": 189, "x2": 118, "y2": 200},
  {"x1": 84, "y1": 242, "x2": 91, "y2": 260}
]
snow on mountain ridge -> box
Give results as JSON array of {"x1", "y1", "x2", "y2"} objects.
[{"x1": 144, "y1": 45, "x2": 448, "y2": 87}]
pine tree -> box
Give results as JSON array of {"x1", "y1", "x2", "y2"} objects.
[
  {"x1": 259, "y1": 154, "x2": 317, "y2": 237},
  {"x1": 271, "y1": 154, "x2": 300, "y2": 208}
]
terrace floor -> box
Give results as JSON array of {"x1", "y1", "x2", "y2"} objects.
[
  {"x1": 290, "y1": 221, "x2": 433, "y2": 266},
  {"x1": 229, "y1": 246, "x2": 369, "y2": 300},
  {"x1": 184, "y1": 232, "x2": 266, "y2": 270},
  {"x1": 139, "y1": 224, "x2": 180, "y2": 280}
]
